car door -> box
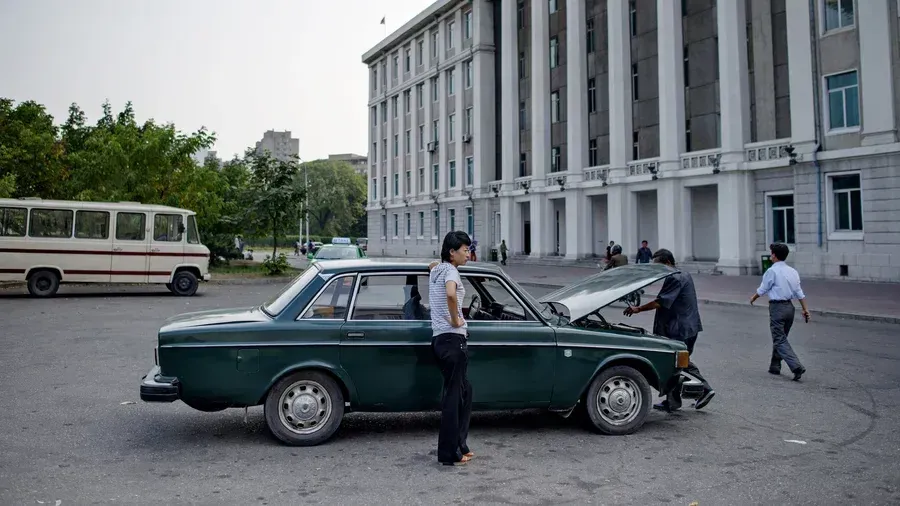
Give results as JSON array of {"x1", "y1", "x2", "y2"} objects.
[
  {"x1": 149, "y1": 212, "x2": 185, "y2": 283},
  {"x1": 111, "y1": 211, "x2": 149, "y2": 283},
  {"x1": 339, "y1": 272, "x2": 440, "y2": 411},
  {"x1": 461, "y1": 274, "x2": 557, "y2": 407}
]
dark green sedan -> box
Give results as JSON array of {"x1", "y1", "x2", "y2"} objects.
[{"x1": 140, "y1": 260, "x2": 694, "y2": 446}]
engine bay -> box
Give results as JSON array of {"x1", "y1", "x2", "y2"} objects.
[{"x1": 570, "y1": 310, "x2": 648, "y2": 334}]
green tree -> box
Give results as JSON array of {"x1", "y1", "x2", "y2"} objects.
[
  {"x1": 0, "y1": 98, "x2": 68, "y2": 198},
  {"x1": 246, "y1": 150, "x2": 302, "y2": 257},
  {"x1": 297, "y1": 159, "x2": 367, "y2": 237},
  {"x1": 0, "y1": 173, "x2": 15, "y2": 198}
]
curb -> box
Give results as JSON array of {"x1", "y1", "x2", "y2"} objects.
[{"x1": 518, "y1": 282, "x2": 899, "y2": 325}]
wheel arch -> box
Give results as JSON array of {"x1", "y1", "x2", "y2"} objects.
[
  {"x1": 256, "y1": 361, "x2": 358, "y2": 408},
  {"x1": 172, "y1": 264, "x2": 202, "y2": 282},
  {"x1": 26, "y1": 265, "x2": 63, "y2": 280},
  {"x1": 582, "y1": 354, "x2": 662, "y2": 400}
]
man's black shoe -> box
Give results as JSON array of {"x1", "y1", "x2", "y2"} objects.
[
  {"x1": 768, "y1": 368, "x2": 781, "y2": 375},
  {"x1": 694, "y1": 389, "x2": 715, "y2": 410},
  {"x1": 654, "y1": 401, "x2": 681, "y2": 412},
  {"x1": 792, "y1": 367, "x2": 806, "y2": 381}
]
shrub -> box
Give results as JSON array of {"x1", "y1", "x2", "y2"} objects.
[{"x1": 261, "y1": 252, "x2": 291, "y2": 276}]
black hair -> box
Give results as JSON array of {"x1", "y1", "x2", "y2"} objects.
[
  {"x1": 652, "y1": 248, "x2": 676, "y2": 266},
  {"x1": 641, "y1": 240, "x2": 648, "y2": 244},
  {"x1": 440, "y1": 230, "x2": 472, "y2": 262},
  {"x1": 770, "y1": 242, "x2": 790, "y2": 261}
]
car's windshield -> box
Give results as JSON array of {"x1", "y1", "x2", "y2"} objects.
[
  {"x1": 262, "y1": 265, "x2": 321, "y2": 316},
  {"x1": 315, "y1": 247, "x2": 358, "y2": 260},
  {"x1": 502, "y1": 274, "x2": 554, "y2": 320}
]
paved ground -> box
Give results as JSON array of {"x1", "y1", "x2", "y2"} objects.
[{"x1": 1, "y1": 282, "x2": 898, "y2": 505}]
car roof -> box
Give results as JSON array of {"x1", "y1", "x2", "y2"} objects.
[{"x1": 314, "y1": 258, "x2": 503, "y2": 275}]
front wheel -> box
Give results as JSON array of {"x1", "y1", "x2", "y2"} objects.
[
  {"x1": 170, "y1": 271, "x2": 199, "y2": 296},
  {"x1": 264, "y1": 370, "x2": 344, "y2": 446},
  {"x1": 584, "y1": 365, "x2": 652, "y2": 435},
  {"x1": 27, "y1": 270, "x2": 60, "y2": 297}
]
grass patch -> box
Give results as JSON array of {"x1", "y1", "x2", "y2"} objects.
[{"x1": 211, "y1": 260, "x2": 301, "y2": 277}]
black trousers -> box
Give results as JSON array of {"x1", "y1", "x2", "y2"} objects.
[
  {"x1": 666, "y1": 334, "x2": 711, "y2": 409},
  {"x1": 432, "y1": 332, "x2": 472, "y2": 463}
]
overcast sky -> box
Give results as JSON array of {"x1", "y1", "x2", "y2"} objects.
[{"x1": 0, "y1": 0, "x2": 432, "y2": 161}]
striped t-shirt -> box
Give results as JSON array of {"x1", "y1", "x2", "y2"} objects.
[{"x1": 429, "y1": 262, "x2": 467, "y2": 337}]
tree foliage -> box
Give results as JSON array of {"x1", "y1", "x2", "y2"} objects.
[{"x1": 296, "y1": 159, "x2": 367, "y2": 238}]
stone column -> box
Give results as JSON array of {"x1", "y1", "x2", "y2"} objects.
[
  {"x1": 717, "y1": 0, "x2": 751, "y2": 163},
  {"x1": 499, "y1": 0, "x2": 519, "y2": 251},
  {"x1": 399, "y1": 92, "x2": 407, "y2": 198},
  {"x1": 858, "y1": 0, "x2": 898, "y2": 145},
  {"x1": 785, "y1": 0, "x2": 816, "y2": 152},
  {"x1": 565, "y1": 189, "x2": 590, "y2": 259},
  {"x1": 566, "y1": 0, "x2": 589, "y2": 174},
  {"x1": 472, "y1": 0, "x2": 496, "y2": 188},
  {"x1": 750, "y1": 0, "x2": 776, "y2": 141},
  {"x1": 608, "y1": 0, "x2": 633, "y2": 168},
  {"x1": 657, "y1": 0, "x2": 686, "y2": 172},
  {"x1": 717, "y1": 172, "x2": 755, "y2": 275},
  {"x1": 607, "y1": 185, "x2": 636, "y2": 256},
  {"x1": 656, "y1": 179, "x2": 689, "y2": 263},
  {"x1": 410, "y1": 89, "x2": 419, "y2": 196},
  {"x1": 530, "y1": 0, "x2": 550, "y2": 256},
  {"x1": 455, "y1": 61, "x2": 465, "y2": 190}
]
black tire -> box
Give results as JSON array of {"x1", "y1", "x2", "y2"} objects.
[
  {"x1": 182, "y1": 399, "x2": 228, "y2": 412},
  {"x1": 27, "y1": 270, "x2": 60, "y2": 297},
  {"x1": 165, "y1": 283, "x2": 174, "y2": 293},
  {"x1": 584, "y1": 365, "x2": 652, "y2": 436},
  {"x1": 170, "y1": 271, "x2": 199, "y2": 296},
  {"x1": 264, "y1": 370, "x2": 344, "y2": 446}
]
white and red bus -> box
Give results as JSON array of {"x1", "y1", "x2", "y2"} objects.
[{"x1": 0, "y1": 198, "x2": 211, "y2": 297}]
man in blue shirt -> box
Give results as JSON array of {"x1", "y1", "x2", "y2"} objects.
[{"x1": 750, "y1": 243, "x2": 811, "y2": 381}]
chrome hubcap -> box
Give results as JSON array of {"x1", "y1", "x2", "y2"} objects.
[
  {"x1": 278, "y1": 380, "x2": 332, "y2": 435},
  {"x1": 596, "y1": 376, "x2": 641, "y2": 426}
]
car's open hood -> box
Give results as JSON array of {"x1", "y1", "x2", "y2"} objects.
[{"x1": 538, "y1": 264, "x2": 679, "y2": 322}]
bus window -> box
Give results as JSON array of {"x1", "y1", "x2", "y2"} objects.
[
  {"x1": 153, "y1": 214, "x2": 183, "y2": 242},
  {"x1": 0, "y1": 207, "x2": 27, "y2": 236},
  {"x1": 75, "y1": 210, "x2": 110, "y2": 240},
  {"x1": 186, "y1": 215, "x2": 201, "y2": 244},
  {"x1": 116, "y1": 212, "x2": 146, "y2": 241},
  {"x1": 29, "y1": 209, "x2": 73, "y2": 238}
]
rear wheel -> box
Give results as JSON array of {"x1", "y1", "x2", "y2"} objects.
[
  {"x1": 170, "y1": 271, "x2": 199, "y2": 296},
  {"x1": 27, "y1": 270, "x2": 60, "y2": 298},
  {"x1": 584, "y1": 365, "x2": 652, "y2": 435},
  {"x1": 264, "y1": 370, "x2": 344, "y2": 446}
]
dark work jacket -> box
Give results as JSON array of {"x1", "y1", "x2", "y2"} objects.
[{"x1": 652, "y1": 270, "x2": 703, "y2": 340}]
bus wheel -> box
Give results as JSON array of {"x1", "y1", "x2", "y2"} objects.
[
  {"x1": 170, "y1": 271, "x2": 199, "y2": 296},
  {"x1": 28, "y1": 270, "x2": 60, "y2": 298}
]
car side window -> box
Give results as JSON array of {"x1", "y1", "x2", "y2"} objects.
[
  {"x1": 462, "y1": 275, "x2": 535, "y2": 321},
  {"x1": 300, "y1": 275, "x2": 356, "y2": 319},
  {"x1": 153, "y1": 213, "x2": 183, "y2": 242},
  {"x1": 350, "y1": 274, "x2": 430, "y2": 321},
  {"x1": 116, "y1": 212, "x2": 146, "y2": 241}
]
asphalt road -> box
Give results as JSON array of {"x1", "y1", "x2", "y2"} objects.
[{"x1": 0, "y1": 282, "x2": 898, "y2": 505}]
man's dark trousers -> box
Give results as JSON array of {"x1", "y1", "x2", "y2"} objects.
[
  {"x1": 768, "y1": 300, "x2": 803, "y2": 373},
  {"x1": 666, "y1": 334, "x2": 711, "y2": 409},
  {"x1": 432, "y1": 332, "x2": 472, "y2": 463}
]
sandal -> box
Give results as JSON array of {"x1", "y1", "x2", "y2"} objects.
[
  {"x1": 463, "y1": 451, "x2": 475, "y2": 459},
  {"x1": 441, "y1": 454, "x2": 472, "y2": 466}
]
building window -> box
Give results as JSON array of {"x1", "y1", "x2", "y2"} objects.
[
  {"x1": 432, "y1": 77, "x2": 439, "y2": 101},
  {"x1": 417, "y1": 39, "x2": 424, "y2": 66},
  {"x1": 406, "y1": 212, "x2": 411, "y2": 236},
  {"x1": 464, "y1": 10, "x2": 472, "y2": 39},
  {"x1": 392, "y1": 96, "x2": 398, "y2": 118},
  {"x1": 381, "y1": 101, "x2": 387, "y2": 122},
  {"x1": 416, "y1": 84, "x2": 423, "y2": 108},
  {"x1": 466, "y1": 206, "x2": 474, "y2": 236},
  {"x1": 447, "y1": 69, "x2": 455, "y2": 95},
  {"x1": 519, "y1": 101, "x2": 526, "y2": 128},
  {"x1": 631, "y1": 64, "x2": 639, "y2": 101},
  {"x1": 405, "y1": 129, "x2": 411, "y2": 154},
  {"x1": 418, "y1": 167, "x2": 425, "y2": 191},
  {"x1": 683, "y1": 46, "x2": 690, "y2": 87},
  {"x1": 371, "y1": 106, "x2": 377, "y2": 126},
  {"x1": 418, "y1": 125, "x2": 424, "y2": 150},
  {"x1": 432, "y1": 119, "x2": 439, "y2": 141},
  {"x1": 433, "y1": 209, "x2": 440, "y2": 237},
  {"x1": 382, "y1": 175, "x2": 387, "y2": 195},
  {"x1": 372, "y1": 178, "x2": 378, "y2": 200},
  {"x1": 549, "y1": 37, "x2": 559, "y2": 68},
  {"x1": 392, "y1": 55, "x2": 399, "y2": 79},
  {"x1": 549, "y1": 0, "x2": 558, "y2": 14},
  {"x1": 465, "y1": 107, "x2": 473, "y2": 136},
  {"x1": 382, "y1": 61, "x2": 387, "y2": 86},
  {"x1": 831, "y1": 173, "x2": 863, "y2": 232},
  {"x1": 823, "y1": 0, "x2": 854, "y2": 32},
  {"x1": 770, "y1": 194, "x2": 796, "y2": 244},
  {"x1": 518, "y1": 52, "x2": 526, "y2": 79},
  {"x1": 551, "y1": 146, "x2": 561, "y2": 172},
  {"x1": 825, "y1": 71, "x2": 860, "y2": 131},
  {"x1": 629, "y1": 0, "x2": 637, "y2": 37},
  {"x1": 464, "y1": 60, "x2": 473, "y2": 88},
  {"x1": 465, "y1": 156, "x2": 474, "y2": 186},
  {"x1": 587, "y1": 19, "x2": 595, "y2": 53},
  {"x1": 393, "y1": 134, "x2": 399, "y2": 157},
  {"x1": 551, "y1": 91, "x2": 560, "y2": 123},
  {"x1": 449, "y1": 160, "x2": 457, "y2": 187},
  {"x1": 381, "y1": 214, "x2": 387, "y2": 238},
  {"x1": 432, "y1": 164, "x2": 439, "y2": 190},
  {"x1": 431, "y1": 31, "x2": 438, "y2": 59},
  {"x1": 393, "y1": 213, "x2": 399, "y2": 237},
  {"x1": 685, "y1": 119, "x2": 692, "y2": 152},
  {"x1": 587, "y1": 78, "x2": 596, "y2": 113},
  {"x1": 632, "y1": 130, "x2": 639, "y2": 160},
  {"x1": 519, "y1": 153, "x2": 527, "y2": 177},
  {"x1": 517, "y1": 0, "x2": 526, "y2": 29},
  {"x1": 405, "y1": 48, "x2": 411, "y2": 72},
  {"x1": 405, "y1": 169, "x2": 411, "y2": 194},
  {"x1": 447, "y1": 21, "x2": 455, "y2": 49},
  {"x1": 449, "y1": 208, "x2": 456, "y2": 231},
  {"x1": 393, "y1": 173, "x2": 399, "y2": 195},
  {"x1": 372, "y1": 142, "x2": 377, "y2": 162},
  {"x1": 589, "y1": 139, "x2": 598, "y2": 167},
  {"x1": 418, "y1": 211, "x2": 425, "y2": 236},
  {"x1": 372, "y1": 67, "x2": 378, "y2": 91},
  {"x1": 404, "y1": 90, "x2": 411, "y2": 113},
  {"x1": 448, "y1": 113, "x2": 456, "y2": 142}
]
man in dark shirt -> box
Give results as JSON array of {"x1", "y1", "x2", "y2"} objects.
[
  {"x1": 636, "y1": 240, "x2": 652, "y2": 263},
  {"x1": 623, "y1": 248, "x2": 715, "y2": 412}
]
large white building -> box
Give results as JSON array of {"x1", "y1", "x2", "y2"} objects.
[{"x1": 363, "y1": 0, "x2": 900, "y2": 281}]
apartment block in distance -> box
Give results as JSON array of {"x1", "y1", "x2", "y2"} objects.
[
  {"x1": 328, "y1": 153, "x2": 369, "y2": 175},
  {"x1": 363, "y1": 0, "x2": 900, "y2": 281},
  {"x1": 255, "y1": 130, "x2": 300, "y2": 162}
]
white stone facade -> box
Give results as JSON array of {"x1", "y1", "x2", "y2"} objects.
[{"x1": 363, "y1": 0, "x2": 900, "y2": 281}]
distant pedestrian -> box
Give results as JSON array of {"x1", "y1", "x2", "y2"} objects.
[
  {"x1": 428, "y1": 231, "x2": 474, "y2": 466},
  {"x1": 624, "y1": 248, "x2": 715, "y2": 411},
  {"x1": 603, "y1": 244, "x2": 628, "y2": 270},
  {"x1": 637, "y1": 240, "x2": 652, "y2": 263},
  {"x1": 606, "y1": 240, "x2": 615, "y2": 262},
  {"x1": 750, "y1": 243, "x2": 810, "y2": 381},
  {"x1": 499, "y1": 239, "x2": 508, "y2": 265},
  {"x1": 470, "y1": 239, "x2": 478, "y2": 261}
]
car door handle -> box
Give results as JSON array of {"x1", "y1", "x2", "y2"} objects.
[
  {"x1": 345, "y1": 332, "x2": 365, "y2": 339},
  {"x1": 151, "y1": 248, "x2": 161, "y2": 253},
  {"x1": 113, "y1": 247, "x2": 123, "y2": 252}
]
